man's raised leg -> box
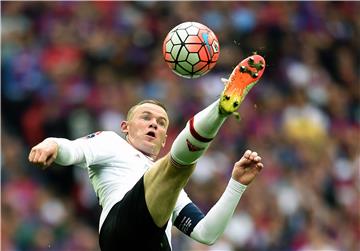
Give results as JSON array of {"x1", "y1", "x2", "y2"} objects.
[
  {"x1": 144, "y1": 155, "x2": 195, "y2": 227},
  {"x1": 144, "y1": 100, "x2": 226, "y2": 227},
  {"x1": 144, "y1": 54, "x2": 266, "y2": 227}
]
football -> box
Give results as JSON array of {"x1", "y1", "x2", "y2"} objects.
[{"x1": 163, "y1": 21, "x2": 220, "y2": 78}]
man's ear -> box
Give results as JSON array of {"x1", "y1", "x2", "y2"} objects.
[
  {"x1": 161, "y1": 134, "x2": 168, "y2": 148},
  {"x1": 120, "y1": 121, "x2": 129, "y2": 134}
]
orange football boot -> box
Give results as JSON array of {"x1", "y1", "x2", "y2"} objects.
[{"x1": 219, "y1": 54, "x2": 266, "y2": 115}]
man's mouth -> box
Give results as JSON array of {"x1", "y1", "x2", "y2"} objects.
[{"x1": 146, "y1": 131, "x2": 156, "y2": 138}]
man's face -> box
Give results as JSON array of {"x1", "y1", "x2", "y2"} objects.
[{"x1": 121, "y1": 103, "x2": 169, "y2": 159}]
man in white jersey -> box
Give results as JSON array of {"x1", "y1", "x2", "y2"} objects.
[{"x1": 29, "y1": 55, "x2": 266, "y2": 251}]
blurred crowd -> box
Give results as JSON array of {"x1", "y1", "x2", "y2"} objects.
[{"x1": 1, "y1": 2, "x2": 359, "y2": 251}]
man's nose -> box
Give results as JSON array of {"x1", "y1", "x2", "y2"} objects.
[{"x1": 149, "y1": 119, "x2": 158, "y2": 129}]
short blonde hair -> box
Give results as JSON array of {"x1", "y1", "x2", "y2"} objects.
[{"x1": 126, "y1": 100, "x2": 168, "y2": 121}]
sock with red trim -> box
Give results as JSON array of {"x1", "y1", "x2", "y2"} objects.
[{"x1": 170, "y1": 100, "x2": 227, "y2": 165}]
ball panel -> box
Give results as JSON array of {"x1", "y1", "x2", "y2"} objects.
[
  {"x1": 186, "y1": 44, "x2": 202, "y2": 53},
  {"x1": 164, "y1": 52, "x2": 174, "y2": 62},
  {"x1": 178, "y1": 46, "x2": 189, "y2": 61},
  {"x1": 192, "y1": 73, "x2": 203, "y2": 78},
  {"x1": 165, "y1": 40, "x2": 173, "y2": 53},
  {"x1": 193, "y1": 61, "x2": 208, "y2": 72},
  {"x1": 186, "y1": 26, "x2": 199, "y2": 35},
  {"x1": 174, "y1": 64, "x2": 191, "y2": 76},
  {"x1": 171, "y1": 33, "x2": 181, "y2": 45},
  {"x1": 178, "y1": 61, "x2": 193, "y2": 72},
  {"x1": 187, "y1": 53, "x2": 200, "y2": 65},
  {"x1": 185, "y1": 35, "x2": 202, "y2": 44},
  {"x1": 209, "y1": 62, "x2": 217, "y2": 70},
  {"x1": 177, "y1": 30, "x2": 188, "y2": 42},
  {"x1": 171, "y1": 44, "x2": 181, "y2": 59},
  {"x1": 212, "y1": 40, "x2": 220, "y2": 53},
  {"x1": 198, "y1": 46, "x2": 210, "y2": 62},
  {"x1": 166, "y1": 62, "x2": 176, "y2": 69},
  {"x1": 211, "y1": 52, "x2": 219, "y2": 62},
  {"x1": 173, "y1": 70, "x2": 191, "y2": 79},
  {"x1": 196, "y1": 65, "x2": 210, "y2": 75},
  {"x1": 191, "y1": 22, "x2": 209, "y2": 30},
  {"x1": 177, "y1": 22, "x2": 192, "y2": 30}
]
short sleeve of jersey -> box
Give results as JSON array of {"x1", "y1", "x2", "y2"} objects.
[{"x1": 75, "y1": 131, "x2": 126, "y2": 168}]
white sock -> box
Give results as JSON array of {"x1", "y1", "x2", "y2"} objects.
[{"x1": 170, "y1": 100, "x2": 227, "y2": 165}]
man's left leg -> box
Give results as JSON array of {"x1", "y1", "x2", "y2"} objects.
[
  {"x1": 144, "y1": 154, "x2": 195, "y2": 226},
  {"x1": 144, "y1": 99, "x2": 226, "y2": 227},
  {"x1": 144, "y1": 55, "x2": 266, "y2": 227}
]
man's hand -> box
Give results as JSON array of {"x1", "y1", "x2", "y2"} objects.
[
  {"x1": 232, "y1": 150, "x2": 264, "y2": 185},
  {"x1": 28, "y1": 139, "x2": 58, "y2": 169}
]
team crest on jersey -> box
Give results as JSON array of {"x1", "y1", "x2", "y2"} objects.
[{"x1": 85, "y1": 131, "x2": 102, "y2": 139}]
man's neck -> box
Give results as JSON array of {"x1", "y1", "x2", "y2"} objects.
[{"x1": 126, "y1": 136, "x2": 157, "y2": 161}]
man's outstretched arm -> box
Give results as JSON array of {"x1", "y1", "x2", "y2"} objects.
[
  {"x1": 175, "y1": 150, "x2": 263, "y2": 245},
  {"x1": 28, "y1": 137, "x2": 86, "y2": 168}
]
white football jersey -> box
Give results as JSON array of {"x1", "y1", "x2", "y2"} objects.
[{"x1": 57, "y1": 131, "x2": 192, "y2": 245}]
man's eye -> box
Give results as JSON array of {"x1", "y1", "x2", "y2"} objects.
[
  {"x1": 158, "y1": 120, "x2": 166, "y2": 127},
  {"x1": 142, "y1": 116, "x2": 150, "y2": 120}
]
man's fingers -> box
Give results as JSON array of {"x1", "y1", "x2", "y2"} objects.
[
  {"x1": 28, "y1": 149, "x2": 36, "y2": 162},
  {"x1": 28, "y1": 140, "x2": 58, "y2": 169},
  {"x1": 254, "y1": 156, "x2": 261, "y2": 162},
  {"x1": 238, "y1": 150, "x2": 263, "y2": 168},
  {"x1": 44, "y1": 155, "x2": 56, "y2": 167},
  {"x1": 242, "y1": 150, "x2": 262, "y2": 163},
  {"x1": 29, "y1": 148, "x2": 52, "y2": 167},
  {"x1": 244, "y1": 150, "x2": 252, "y2": 158},
  {"x1": 38, "y1": 152, "x2": 50, "y2": 166},
  {"x1": 249, "y1": 151, "x2": 258, "y2": 160},
  {"x1": 32, "y1": 150, "x2": 42, "y2": 163},
  {"x1": 244, "y1": 150, "x2": 258, "y2": 160},
  {"x1": 256, "y1": 163, "x2": 264, "y2": 172}
]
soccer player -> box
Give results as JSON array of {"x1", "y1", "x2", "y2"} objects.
[{"x1": 29, "y1": 56, "x2": 265, "y2": 251}]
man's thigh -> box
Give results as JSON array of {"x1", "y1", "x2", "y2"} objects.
[
  {"x1": 143, "y1": 154, "x2": 195, "y2": 228},
  {"x1": 99, "y1": 176, "x2": 171, "y2": 251}
]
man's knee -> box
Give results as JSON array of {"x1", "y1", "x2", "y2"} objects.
[{"x1": 145, "y1": 154, "x2": 195, "y2": 183}]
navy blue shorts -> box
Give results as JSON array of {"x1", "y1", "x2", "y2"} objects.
[{"x1": 99, "y1": 176, "x2": 171, "y2": 251}]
